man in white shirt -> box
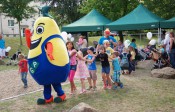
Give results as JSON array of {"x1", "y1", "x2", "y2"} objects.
[{"x1": 164, "y1": 33, "x2": 170, "y2": 53}]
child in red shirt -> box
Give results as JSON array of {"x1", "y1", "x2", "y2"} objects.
[{"x1": 18, "y1": 54, "x2": 28, "y2": 88}]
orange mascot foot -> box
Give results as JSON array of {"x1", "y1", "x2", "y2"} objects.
[
  {"x1": 54, "y1": 94, "x2": 66, "y2": 103},
  {"x1": 37, "y1": 95, "x2": 53, "y2": 105}
]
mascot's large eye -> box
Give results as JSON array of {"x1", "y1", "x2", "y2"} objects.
[{"x1": 36, "y1": 26, "x2": 44, "y2": 34}]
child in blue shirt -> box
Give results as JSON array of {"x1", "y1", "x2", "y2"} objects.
[
  {"x1": 110, "y1": 51, "x2": 123, "y2": 89},
  {"x1": 85, "y1": 46, "x2": 97, "y2": 91},
  {"x1": 159, "y1": 44, "x2": 165, "y2": 54}
]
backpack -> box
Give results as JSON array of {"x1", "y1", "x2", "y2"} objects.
[{"x1": 120, "y1": 53, "x2": 129, "y2": 69}]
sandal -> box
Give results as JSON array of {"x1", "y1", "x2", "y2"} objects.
[{"x1": 79, "y1": 89, "x2": 86, "y2": 94}]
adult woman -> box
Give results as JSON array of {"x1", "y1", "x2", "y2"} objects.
[
  {"x1": 81, "y1": 36, "x2": 87, "y2": 48},
  {"x1": 169, "y1": 32, "x2": 175, "y2": 68},
  {"x1": 76, "y1": 35, "x2": 87, "y2": 50},
  {"x1": 114, "y1": 40, "x2": 124, "y2": 55}
]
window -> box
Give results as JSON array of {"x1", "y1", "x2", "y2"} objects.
[{"x1": 8, "y1": 20, "x2": 14, "y2": 27}]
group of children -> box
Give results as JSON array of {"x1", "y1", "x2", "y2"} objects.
[
  {"x1": 67, "y1": 39, "x2": 137, "y2": 94},
  {"x1": 17, "y1": 39, "x2": 137, "y2": 94}
]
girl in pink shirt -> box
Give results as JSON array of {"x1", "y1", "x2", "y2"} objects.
[{"x1": 66, "y1": 42, "x2": 77, "y2": 95}]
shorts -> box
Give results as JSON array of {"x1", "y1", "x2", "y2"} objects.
[
  {"x1": 112, "y1": 71, "x2": 121, "y2": 83},
  {"x1": 0, "y1": 48, "x2": 5, "y2": 57},
  {"x1": 89, "y1": 70, "x2": 97, "y2": 80},
  {"x1": 68, "y1": 65, "x2": 77, "y2": 82},
  {"x1": 102, "y1": 66, "x2": 110, "y2": 74},
  {"x1": 70, "y1": 65, "x2": 77, "y2": 71}
]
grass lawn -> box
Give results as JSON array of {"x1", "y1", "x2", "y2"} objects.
[
  {"x1": 0, "y1": 37, "x2": 175, "y2": 112},
  {"x1": 4, "y1": 37, "x2": 28, "y2": 57},
  {"x1": 0, "y1": 64, "x2": 175, "y2": 112}
]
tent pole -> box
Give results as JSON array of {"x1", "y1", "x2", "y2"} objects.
[
  {"x1": 158, "y1": 28, "x2": 159, "y2": 44},
  {"x1": 140, "y1": 33, "x2": 141, "y2": 43},
  {"x1": 160, "y1": 28, "x2": 161, "y2": 42}
]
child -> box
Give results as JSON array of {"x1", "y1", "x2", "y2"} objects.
[
  {"x1": 103, "y1": 40, "x2": 114, "y2": 56},
  {"x1": 129, "y1": 45, "x2": 136, "y2": 73},
  {"x1": 75, "y1": 49, "x2": 89, "y2": 94},
  {"x1": 103, "y1": 40, "x2": 114, "y2": 77},
  {"x1": 18, "y1": 54, "x2": 28, "y2": 88},
  {"x1": 85, "y1": 46, "x2": 97, "y2": 91},
  {"x1": 120, "y1": 48, "x2": 131, "y2": 74},
  {"x1": 159, "y1": 44, "x2": 165, "y2": 54},
  {"x1": 110, "y1": 52, "x2": 123, "y2": 89},
  {"x1": 96, "y1": 46, "x2": 112, "y2": 89},
  {"x1": 66, "y1": 42, "x2": 77, "y2": 95}
]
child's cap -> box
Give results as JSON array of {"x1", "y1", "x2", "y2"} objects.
[{"x1": 88, "y1": 46, "x2": 94, "y2": 52}]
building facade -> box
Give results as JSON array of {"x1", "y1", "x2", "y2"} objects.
[{"x1": 0, "y1": 1, "x2": 45, "y2": 37}]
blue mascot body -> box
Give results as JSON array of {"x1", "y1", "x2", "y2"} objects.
[{"x1": 25, "y1": 6, "x2": 70, "y2": 105}]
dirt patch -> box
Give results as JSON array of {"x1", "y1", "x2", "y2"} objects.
[
  {"x1": 0, "y1": 70, "x2": 42, "y2": 100},
  {"x1": 137, "y1": 60, "x2": 154, "y2": 69}
]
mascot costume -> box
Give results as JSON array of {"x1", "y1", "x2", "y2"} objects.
[{"x1": 25, "y1": 6, "x2": 70, "y2": 105}]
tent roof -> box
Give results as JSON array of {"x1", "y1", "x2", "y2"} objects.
[
  {"x1": 62, "y1": 9, "x2": 112, "y2": 32},
  {"x1": 160, "y1": 17, "x2": 175, "y2": 28},
  {"x1": 106, "y1": 4, "x2": 164, "y2": 31}
]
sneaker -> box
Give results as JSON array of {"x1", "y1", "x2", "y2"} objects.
[
  {"x1": 107, "y1": 86, "x2": 112, "y2": 89},
  {"x1": 86, "y1": 86, "x2": 92, "y2": 90},
  {"x1": 93, "y1": 86, "x2": 97, "y2": 91},
  {"x1": 112, "y1": 85, "x2": 118, "y2": 90},
  {"x1": 120, "y1": 83, "x2": 124, "y2": 89}
]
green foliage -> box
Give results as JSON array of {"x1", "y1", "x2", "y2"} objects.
[
  {"x1": 0, "y1": 0, "x2": 36, "y2": 22},
  {"x1": 0, "y1": 0, "x2": 36, "y2": 46},
  {"x1": 79, "y1": 0, "x2": 139, "y2": 21},
  {"x1": 79, "y1": 0, "x2": 175, "y2": 21},
  {"x1": 40, "y1": 0, "x2": 84, "y2": 26},
  {"x1": 143, "y1": 0, "x2": 175, "y2": 19}
]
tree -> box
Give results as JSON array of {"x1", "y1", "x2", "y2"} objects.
[
  {"x1": 80, "y1": 0, "x2": 139, "y2": 21},
  {"x1": 143, "y1": 0, "x2": 175, "y2": 19},
  {"x1": 0, "y1": 0, "x2": 36, "y2": 46},
  {"x1": 40, "y1": 0, "x2": 84, "y2": 26}
]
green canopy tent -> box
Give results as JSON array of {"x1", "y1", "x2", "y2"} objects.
[
  {"x1": 62, "y1": 9, "x2": 112, "y2": 32},
  {"x1": 106, "y1": 4, "x2": 164, "y2": 31},
  {"x1": 160, "y1": 17, "x2": 175, "y2": 28}
]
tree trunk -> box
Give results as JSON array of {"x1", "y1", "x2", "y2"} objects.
[
  {"x1": 118, "y1": 0, "x2": 129, "y2": 43},
  {"x1": 118, "y1": 31, "x2": 123, "y2": 42},
  {"x1": 18, "y1": 21, "x2": 23, "y2": 46}
]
